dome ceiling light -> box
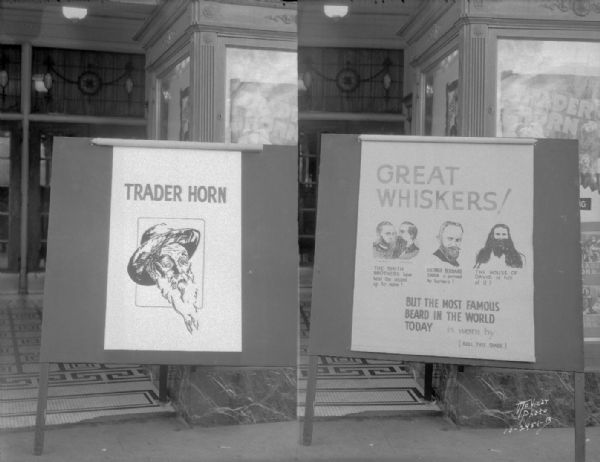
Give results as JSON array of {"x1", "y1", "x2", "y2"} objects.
[
  {"x1": 323, "y1": 4, "x2": 349, "y2": 18},
  {"x1": 62, "y1": 6, "x2": 88, "y2": 21}
]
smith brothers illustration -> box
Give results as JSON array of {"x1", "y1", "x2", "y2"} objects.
[
  {"x1": 127, "y1": 223, "x2": 203, "y2": 333},
  {"x1": 372, "y1": 220, "x2": 420, "y2": 260}
]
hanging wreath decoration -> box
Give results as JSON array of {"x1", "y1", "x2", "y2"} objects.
[
  {"x1": 42, "y1": 56, "x2": 133, "y2": 97},
  {"x1": 335, "y1": 68, "x2": 361, "y2": 93},
  {"x1": 301, "y1": 57, "x2": 393, "y2": 95},
  {"x1": 77, "y1": 70, "x2": 103, "y2": 95}
]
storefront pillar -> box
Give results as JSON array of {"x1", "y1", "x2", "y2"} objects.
[
  {"x1": 18, "y1": 43, "x2": 31, "y2": 293},
  {"x1": 135, "y1": 0, "x2": 297, "y2": 427},
  {"x1": 458, "y1": 22, "x2": 489, "y2": 137},
  {"x1": 191, "y1": 31, "x2": 217, "y2": 142}
]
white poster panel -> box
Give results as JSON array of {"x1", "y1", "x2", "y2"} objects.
[
  {"x1": 104, "y1": 147, "x2": 242, "y2": 352},
  {"x1": 351, "y1": 138, "x2": 535, "y2": 362}
]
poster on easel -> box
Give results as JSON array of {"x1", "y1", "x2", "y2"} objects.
[
  {"x1": 104, "y1": 148, "x2": 241, "y2": 352},
  {"x1": 351, "y1": 137, "x2": 535, "y2": 362}
]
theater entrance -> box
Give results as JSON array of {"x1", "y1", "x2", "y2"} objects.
[{"x1": 0, "y1": 122, "x2": 145, "y2": 294}]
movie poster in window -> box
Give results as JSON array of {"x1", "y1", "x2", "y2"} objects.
[
  {"x1": 582, "y1": 223, "x2": 600, "y2": 342},
  {"x1": 180, "y1": 87, "x2": 190, "y2": 141},
  {"x1": 229, "y1": 80, "x2": 297, "y2": 146},
  {"x1": 446, "y1": 80, "x2": 458, "y2": 136},
  {"x1": 497, "y1": 45, "x2": 600, "y2": 347},
  {"x1": 498, "y1": 72, "x2": 600, "y2": 222}
]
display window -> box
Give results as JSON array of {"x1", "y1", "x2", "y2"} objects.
[
  {"x1": 423, "y1": 49, "x2": 459, "y2": 136},
  {"x1": 497, "y1": 39, "x2": 600, "y2": 345},
  {"x1": 225, "y1": 47, "x2": 297, "y2": 145},
  {"x1": 158, "y1": 56, "x2": 191, "y2": 141},
  {"x1": 497, "y1": 39, "x2": 600, "y2": 194}
]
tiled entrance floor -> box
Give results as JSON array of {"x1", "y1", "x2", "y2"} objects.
[
  {"x1": 298, "y1": 297, "x2": 440, "y2": 418},
  {"x1": 0, "y1": 298, "x2": 174, "y2": 430}
]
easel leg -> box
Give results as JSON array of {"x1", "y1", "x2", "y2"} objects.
[
  {"x1": 574, "y1": 371, "x2": 585, "y2": 462},
  {"x1": 33, "y1": 362, "x2": 50, "y2": 456},
  {"x1": 302, "y1": 354, "x2": 319, "y2": 446},
  {"x1": 158, "y1": 365, "x2": 169, "y2": 403},
  {"x1": 424, "y1": 363, "x2": 433, "y2": 401}
]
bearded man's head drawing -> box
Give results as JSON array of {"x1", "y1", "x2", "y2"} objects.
[{"x1": 128, "y1": 223, "x2": 202, "y2": 333}]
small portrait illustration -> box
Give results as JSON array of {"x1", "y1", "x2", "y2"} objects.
[
  {"x1": 395, "y1": 221, "x2": 419, "y2": 260},
  {"x1": 127, "y1": 223, "x2": 203, "y2": 334},
  {"x1": 474, "y1": 224, "x2": 525, "y2": 269},
  {"x1": 583, "y1": 285, "x2": 600, "y2": 315},
  {"x1": 580, "y1": 153, "x2": 595, "y2": 191},
  {"x1": 582, "y1": 232, "x2": 600, "y2": 276},
  {"x1": 445, "y1": 79, "x2": 458, "y2": 136},
  {"x1": 373, "y1": 221, "x2": 397, "y2": 259},
  {"x1": 595, "y1": 155, "x2": 600, "y2": 194},
  {"x1": 433, "y1": 221, "x2": 463, "y2": 267}
]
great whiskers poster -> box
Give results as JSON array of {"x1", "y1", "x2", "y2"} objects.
[{"x1": 351, "y1": 137, "x2": 535, "y2": 362}]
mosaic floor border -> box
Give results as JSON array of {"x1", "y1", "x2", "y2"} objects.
[
  {"x1": 0, "y1": 304, "x2": 175, "y2": 430},
  {"x1": 2, "y1": 297, "x2": 440, "y2": 428},
  {"x1": 298, "y1": 302, "x2": 441, "y2": 419}
]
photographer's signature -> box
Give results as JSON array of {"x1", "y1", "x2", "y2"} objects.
[{"x1": 504, "y1": 398, "x2": 552, "y2": 434}]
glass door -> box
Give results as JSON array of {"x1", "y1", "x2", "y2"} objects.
[
  {"x1": 0, "y1": 123, "x2": 20, "y2": 272},
  {"x1": 0, "y1": 122, "x2": 21, "y2": 292},
  {"x1": 27, "y1": 123, "x2": 146, "y2": 292},
  {"x1": 28, "y1": 123, "x2": 87, "y2": 275}
]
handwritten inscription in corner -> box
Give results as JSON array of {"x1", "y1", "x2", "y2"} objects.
[{"x1": 504, "y1": 398, "x2": 552, "y2": 434}]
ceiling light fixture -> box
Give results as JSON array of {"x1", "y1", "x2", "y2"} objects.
[
  {"x1": 0, "y1": 56, "x2": 9, "y2": 104},
  {"x1": 323, "y1": 4, "x2": 349, "y2": 18},
  {"x1": 32, "y1": 75, "x2": 48, "y2": 93},
  {"x1": 62, "y1": 6, "x2": 88, "y2": 21}
]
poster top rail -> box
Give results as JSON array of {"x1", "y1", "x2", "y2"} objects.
[
  {"x1": 358, "y1": 135, "x2": 537, "y2": 145},
  {"x1": 90, "y1": 138, "x2": 263, "y2": 152}
]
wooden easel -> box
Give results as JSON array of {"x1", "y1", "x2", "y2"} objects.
[
  {"x1": 301, "y1": 357, "x2": 434, "y2": 445},
  {"x1": 575, "y1": 371, "x2": 586, "y2": 462},
  {"x1": 33, "y1": 363, "x2": 49, "y2": 455},
  {"x1": 33, "y1": 362, "x2": 171, "y2": 455},
  {"x1": 301, "y1": 355, "x2": 318, "y2": 446},
  {"x1": 302, "y1": 359, "x2": 587, "y2": 462},
  {"x1": 302, "y1": 135, "x2": 585, "y2": 461},
  {"x1": 32, "y1": 139, "x2": 298, "y2": 456}
]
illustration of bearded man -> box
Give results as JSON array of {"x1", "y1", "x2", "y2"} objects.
[
  {"x1": 395, "y1": 221, "x2": 419, "y2": 260},
  {"x1": 474, "y1": 223, "x2": 524, "y2": 269},
  {"x1": 373, "y1": 221, "x2": 398, "y2": 259},
  {"x1": 127, "y1": 223, "x2": 203, "y2": 333},
  {"x1": 433, "y1": 221, "x2": 463, "y2": 267}
]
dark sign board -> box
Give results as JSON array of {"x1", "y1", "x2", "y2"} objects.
[
  {"x1": 40, "y1": 138, "x2": 298, "y2": 367},
  {"x1": 309, "y1": 135, "x2": 583, "y2": 372}
]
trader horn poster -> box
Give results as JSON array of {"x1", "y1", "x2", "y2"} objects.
[
  {"x1": 104, "y1": 147, "x2": 242, "y2": 352},
  {"x1": 351, "y1": 138, "x2": 535, "y2": 362}
]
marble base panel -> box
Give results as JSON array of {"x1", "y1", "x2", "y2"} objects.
[
  {"x1": 166, "y1": 366, "x2": 297, "y2": 426},
  {"x1": 434, "y1": 365, "x2": 600, "y2": 428}
]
